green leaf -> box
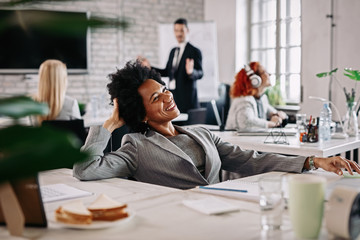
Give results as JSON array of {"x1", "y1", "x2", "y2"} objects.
[
  {"x1": 344, "y1": 68, "x2": 360, "y2": 81},
  {"x1": 316, "y1": 68, "x2": 338, "y2": 78},
  {"x1": 0, "y1": 125, "x2": 89, "y2": 182},
  {"x1": 0, "y1": 96, "x2": 49, "y2": 119},
  {"x1": 329, "y1": 68, "x2": 338, "y2": 75},
  {"x1": 316, "y1": 72, "x2": 329, "y2": 78}
]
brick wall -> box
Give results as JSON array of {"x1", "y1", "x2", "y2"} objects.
[{"x1": 0, "y1": 0, "x2": 204, "y2": 105}]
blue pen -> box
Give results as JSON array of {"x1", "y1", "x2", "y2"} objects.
[{"x1": 198, "y1": 186, "x2": 248, "y2": 193}]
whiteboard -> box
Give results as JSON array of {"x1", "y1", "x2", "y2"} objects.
[{"x1": 157, "y1": 21, "x2": 219, "y2": 101}]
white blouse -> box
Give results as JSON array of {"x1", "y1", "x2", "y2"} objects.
[{"x1": 225, "y1": 95, "x2": 277, "y2": 130}]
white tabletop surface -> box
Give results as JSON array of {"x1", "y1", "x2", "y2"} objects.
[
  {"x1": 211, "y1": 130, "x2": 360, "y2": 157},
  {"x1": 1, "y1": 168, "x2": 353, "y2": 240}
]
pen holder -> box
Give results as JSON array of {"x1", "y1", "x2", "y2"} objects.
[{"x1": 299, "y1": 118, "x2": 318, "y2": 143}]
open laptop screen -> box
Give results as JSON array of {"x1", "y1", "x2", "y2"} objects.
[{"x1": 0, "y1": 175, "x2": 47, "y2": 227}]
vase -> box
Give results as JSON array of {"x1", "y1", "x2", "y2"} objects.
[{"x1": 343, "y1": 101, "x2": 359, "y2": 137}]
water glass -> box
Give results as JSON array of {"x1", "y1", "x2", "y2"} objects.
[
  {"x1": 259, "y1": 175, "x2": 284, "y2": 230},
  {"x1": 296, "y1": 113, "x2": 307, "y2": 133}
]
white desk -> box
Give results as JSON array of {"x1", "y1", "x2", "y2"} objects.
[
  {"x1": 1, "y1": 168, "x2": 347, "y2": 240},
  {"x1": 212, "y1": 130, "x2": 360, "y2": 157}
]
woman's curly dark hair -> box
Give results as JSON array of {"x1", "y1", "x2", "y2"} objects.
[{"x1": 107, "y1": 60, "x2": 164, "y2": 133}]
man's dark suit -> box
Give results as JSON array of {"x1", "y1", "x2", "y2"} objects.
[{"x1": 153, "y1": 42, "x2": 203, "y2": 113}]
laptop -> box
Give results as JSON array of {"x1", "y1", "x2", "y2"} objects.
[{"x1": 0, "y1": 175, "x2": 47, "y2": 227}]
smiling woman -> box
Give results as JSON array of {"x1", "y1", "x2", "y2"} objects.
[
  {"x1": 73, "y1": 60, "x2": 360, "y2": 190},
  {"x1": 138, "y1": 79, "x2": 180, "y2": 134}
]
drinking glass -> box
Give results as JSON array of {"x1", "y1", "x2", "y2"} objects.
[
  {"x1": 259, "y1": 175, "x2": 284, "y2": 230},
  {"x1": 296, "y1": 113, "x2": 307, "y2": 133},
  {"x1": 288, "y1": 175, "x2": 326, "y2": 239}
]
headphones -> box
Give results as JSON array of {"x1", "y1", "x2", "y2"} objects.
[{"x1": 244, "y1": 64, "x2": 262, "y2": 88}]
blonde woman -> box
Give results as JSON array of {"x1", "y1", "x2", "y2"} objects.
[{"x1": 34, "y1": 59, "x2": 81, "y2": 125}]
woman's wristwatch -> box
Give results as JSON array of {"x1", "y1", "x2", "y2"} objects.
[{"x1": 308, "y1": 155, "x2": 318, "y2": 170}]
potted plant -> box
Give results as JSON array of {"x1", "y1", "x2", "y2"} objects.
[
  {"x1": 265, "y1": 80, "x2": 285, "y2": 106},
  {"x1": 316, "y1": 68, "x2": 360, "y2": 136}
]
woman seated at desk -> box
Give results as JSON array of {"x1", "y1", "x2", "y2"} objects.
[
  {"x1": 73, "y1": 60, "x2": 360, "y2": 189},
  {"x1": 33, "y1": 59, "x2": 81, "y2": 125},
  {"x1": 225, "y1": 62, "x2": 287, "y2": 130}
]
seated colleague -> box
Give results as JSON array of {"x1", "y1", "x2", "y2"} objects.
[
  {"x1": 73, "y1": 60, "x2": 360, "y2": 190},
  {"x1": 33, "y1": 59, "x2": 81, "y2": 125},
  {"x1": 225, "y1": 62, "x2": 287, "y2": 130}
]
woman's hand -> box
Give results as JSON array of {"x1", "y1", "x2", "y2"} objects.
[
  {"x1": 103, "y1": 98, "x2": 125, "y2": 133},
  {"x1": 137, "y1": 56, "x2": 151, "y2": 68},
  {"x1": 277, "y1": 111, "x2": 288, "y2": 120},
  {"x1": 268, "y1": 115, "x2": 282, "y2": 128},
  {"x1": 312, "y1": 156, "x2": 360, "y2": 175}
]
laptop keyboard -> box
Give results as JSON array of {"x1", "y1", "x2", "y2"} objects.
[
  {"x1": 41, "y1": 186, "x2": 66, "y2": 199},
  {"x1": 40, "y1": 184, "x2": 93, "y2": 203}
]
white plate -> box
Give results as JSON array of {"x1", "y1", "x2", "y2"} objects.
[{"x1": 50, "y1": 210, "x2": 135, "y2": 229}]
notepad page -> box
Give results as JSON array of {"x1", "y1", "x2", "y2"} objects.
[
  {"x1": 40, "y1": 184, "x2": 93, "y2": 203},
  {"x1": 183, "y1": 197, "x2": 240, "y2": 215}
]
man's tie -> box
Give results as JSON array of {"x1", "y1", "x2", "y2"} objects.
[
  {"x1": 173, "y1": 47, "x2": 180, "y2": 69},
  {"x1": 169, "y1": 47, "x2": 180, "y2": 90}
]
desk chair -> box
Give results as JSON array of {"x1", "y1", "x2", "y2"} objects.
[
  {"x1": 103, "y1": 125, "x2": 130, "y2": 153},
  {"x1": 205, "y1": 83, "x2": 230, "y2": 126},
  {"x1": 186, "y1": 108, "x2": 207, "y2": 125},
  {"x1": 42, "y1": 119, "x2": 87, "y2": 146}
]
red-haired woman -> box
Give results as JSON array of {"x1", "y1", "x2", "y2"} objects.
[{"x1": 225, "y1": 62, "x2": 287, "y2": 130}]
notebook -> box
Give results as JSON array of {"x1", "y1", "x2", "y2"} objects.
[{"x1": 195, "y1": 180, "x2": 260, "y2": 202}]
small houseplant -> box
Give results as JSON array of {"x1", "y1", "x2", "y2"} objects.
[
  {"x1": 316, "y1": 68, "x2": 360, "y2": 136},
  {"x1": 265, "y1": 80, "x2": 285, "y2": 106},
  {"x1": 316, "y1": 68, "x2": 360, "y2": 106}
]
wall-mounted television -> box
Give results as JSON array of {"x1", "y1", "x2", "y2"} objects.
[{"x1": 0, "y1": 9, "x2": 89, "y2": 74}]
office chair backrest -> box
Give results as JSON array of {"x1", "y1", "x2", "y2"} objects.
[
  {"x1": 187, "y1": 108, "x2": 208, "y2": 125},
  {"x1": 42, "y1": 119, "x2": 87, "y2": 146},
  {"x1": 103, "y1": 125, "x2": 130, "y2": 153},
  {"x1": 205, "y1": 83, "x2": 230, "y2": 126}
]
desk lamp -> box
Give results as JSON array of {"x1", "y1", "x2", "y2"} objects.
[{"x1": 309, "y1": 96, "x2": 348, "y2": 139}]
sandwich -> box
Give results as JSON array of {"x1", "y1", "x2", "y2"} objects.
[
  {"x1": 55, "y1": 199, "x2": 92, "y2": 224},
  {"x1": 87, "y1": 194, "x2": 128, "y2": 221}
]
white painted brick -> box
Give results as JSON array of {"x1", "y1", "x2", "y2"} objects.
[{"x1": 0, "y1": 0, "x2": 204, "y2": 102}]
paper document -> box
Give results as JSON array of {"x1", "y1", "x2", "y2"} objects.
[
  {"x1": 195, "y1": 180, "x2": 259, "y2": 202},
  {"x1": 237, "y1": 128, "x2": 297, "y2": 136},
  {"x1": 40, "y1": 184, "x2": 93, "y2": 203},
  {"x1": 183, "y1": 197, "x2": 239, "y2": 215}
]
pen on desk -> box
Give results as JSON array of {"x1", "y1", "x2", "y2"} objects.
[{"x1": 198, "y1": 186, "x2": 248, "y2": 193}]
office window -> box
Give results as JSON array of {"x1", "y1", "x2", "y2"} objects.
[{"x1": 249, "y1": 0, "x2": 301, "y2": 104}]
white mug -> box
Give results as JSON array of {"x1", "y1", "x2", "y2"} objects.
[{"x1": 288, "y1": 175, "x2": 326, "y2": 239}]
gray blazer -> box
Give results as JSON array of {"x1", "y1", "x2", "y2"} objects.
[{"x1": 73, "y1": 125, "x2": 306, "y2": 189}]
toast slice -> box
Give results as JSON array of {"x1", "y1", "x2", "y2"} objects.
[
  {"x1": 55, "y1": 199, "x2": 92, "y2": 225},
  {"x1": 87, "y1": 194, "x2": 128, "y2": 221}
]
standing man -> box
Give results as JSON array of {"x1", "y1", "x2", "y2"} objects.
[{"x1": 141, "y1": 18, "x2": 203, "y2": 113}]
